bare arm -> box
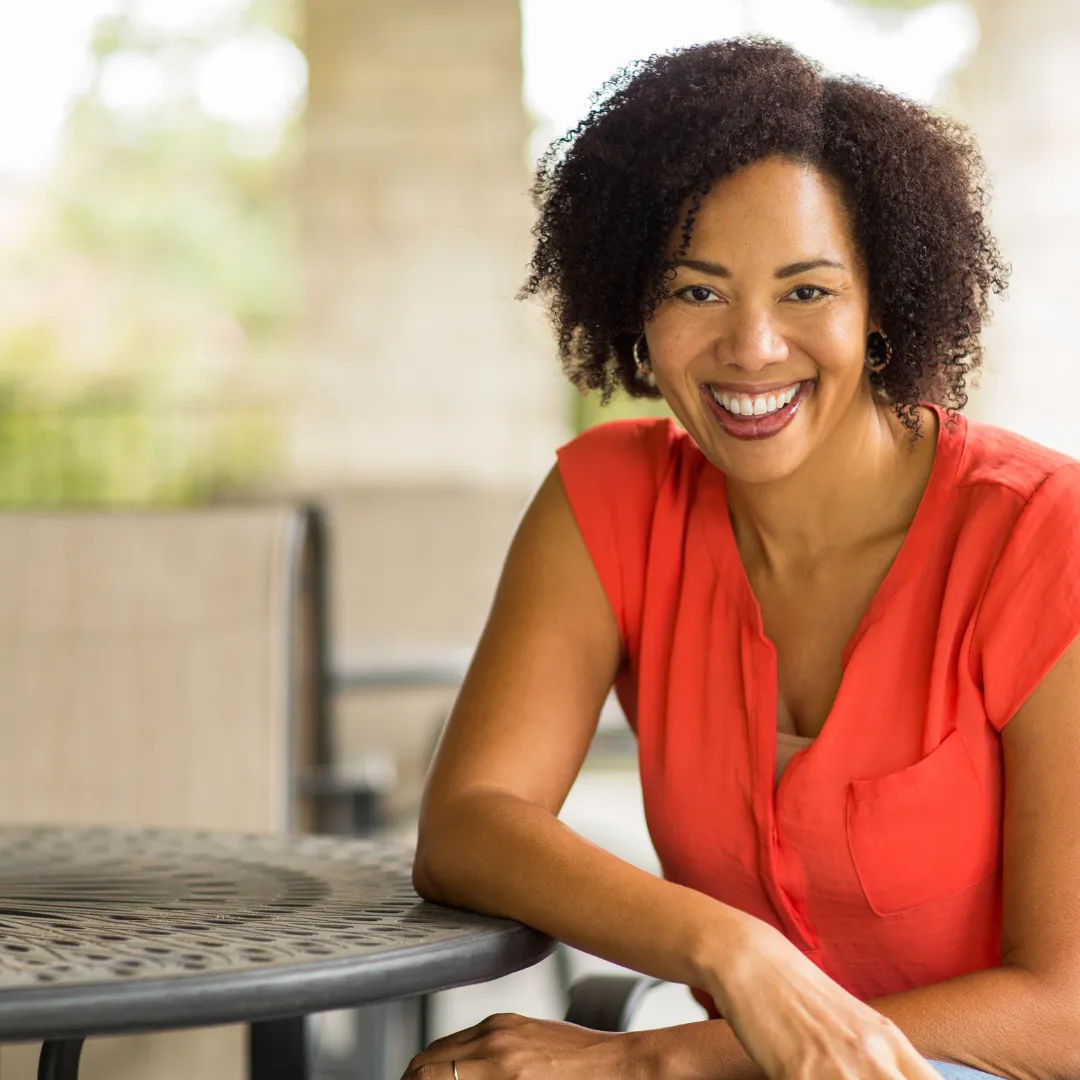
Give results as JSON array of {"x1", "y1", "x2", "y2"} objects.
[
  {"x1": 633, "y1": 967, "x2": 1061, "y2": 1080},
  {"x1": 413, "y1": 465, "x2": 746, "y2": 991},
  {"x1": 410, "y1": 466, "x2": 946, "y2": 1080}
]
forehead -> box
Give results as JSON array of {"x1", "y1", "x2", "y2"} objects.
[{"x1": 678, "y1": 157, "x2": 859, "y2": 265}]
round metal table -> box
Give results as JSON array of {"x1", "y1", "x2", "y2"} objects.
[{"x1": 0, "y1": 825, "x2": 553, "y2": 1079}]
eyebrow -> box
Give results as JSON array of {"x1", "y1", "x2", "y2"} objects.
[{"x1": 669, "y1": 257, "x2": 847, "y2": 278}]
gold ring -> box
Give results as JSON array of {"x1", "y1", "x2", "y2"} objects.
[{"x1": 451, "y1": 1062, "x2": 460, "y2": 1080}]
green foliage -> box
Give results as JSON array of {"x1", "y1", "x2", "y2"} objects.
[
  {"x1": 0, "y1": 1, "x2": 300, "y2": 506},
  {"x1": 0, "y1": 322, "x2": 282, "y2": 505},
  {"x1": 0, "y1": 405, "x2": 281, "y2": 506},
  {"x1": 571, "y1": 386, "x2": 675, "y2": 434}
]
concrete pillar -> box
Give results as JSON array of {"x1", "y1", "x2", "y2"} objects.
[
  {"x1": 947, "y1": 0, "x2": 1080, "y2": 455},
  {"x1": 290, "y1": 0, "x2": 568, "y2": 487}
]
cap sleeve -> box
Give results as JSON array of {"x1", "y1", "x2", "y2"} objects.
[
  {"x1": 555, "y1": 418, "x2": 676, "y2": 656},
  {"x1": 972, "y1": 463, "x2": 1080, "y2": 730}
]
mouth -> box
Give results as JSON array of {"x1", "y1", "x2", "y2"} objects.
[{"x1": 702, "y1": 379, "x2": 815, "y2": 441}]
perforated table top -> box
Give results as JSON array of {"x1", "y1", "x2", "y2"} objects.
[{"x1": 0, "y1": 825, "x2": 553, "y2": 1042}]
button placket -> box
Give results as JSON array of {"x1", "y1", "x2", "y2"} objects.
[
  {"x1": 755, "y1": 634, "x2": 817, "y2": 951},
  {"x1": 772, "y1": 821, "x2": 819, "y2": 950}
]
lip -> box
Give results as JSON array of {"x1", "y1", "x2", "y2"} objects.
[{"x1": 702, "y1": 378, "x2": 815, "y2": 440}]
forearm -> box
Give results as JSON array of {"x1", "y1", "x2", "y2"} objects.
[
  {"x1": 869, "y1": 964, "x2": 1079, "y2": 1080},
  {"x1": 414, "y1": 789, "x2": 746, "y2": 991},
  {"x1": 631, "y1": 1020, "x2": 763, "y2": 1080},
  {"x1": 638, "y1": 965, "x2": 1078, "y2": 1080}
]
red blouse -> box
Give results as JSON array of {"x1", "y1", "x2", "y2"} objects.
[{"x1": 556, "y1": 402, "x2": 1080, "y2": 1007}]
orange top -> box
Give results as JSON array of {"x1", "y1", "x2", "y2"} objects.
[
  {"x1": 556, "y1": 402, "x2": 1080, "y2": 1010},
  {"x1": 776, "y1": 731, "x2": 814, "y2": 783}
]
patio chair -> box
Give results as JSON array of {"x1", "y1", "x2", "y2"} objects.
[
  {"x1": 565, "y1": 974, "x2": 664, "y2": 1031},
  {"x1": 321, "y1": 483, "x2": 533, "y2": 827},
  {"x1": 0, "y1": 505, "x2": 328, "y2": 1080}
]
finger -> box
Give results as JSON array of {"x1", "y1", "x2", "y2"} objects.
[
  {"x1": 424, "y1": 1013, "x2": 522, "y2": 1054},
  {"x1": 401, "y1": 1051, "x2": 456, "y2": 1079},
  {"x1": 452, "y1": 1058, "x2": 502, "y2": 1080},
  {"x1": 903, "y1": 1050, "x2": 951, "y2": 1080},
  {"x1": 424, "y1": 1026, "x2": 484, "y2": 1054},
  {"x1": 405, "y1": 1056, "x2": 494, "y2": 1080},
  {"x1": 406, "y1": 1036, "x2": 488, "y2": 1076},
  {"x1": 876, "y1": 1027, "x2": 946, "y2": 1080},
  {"x1": 477, "y1": 1013, "x2": 524, "y2": 1034}
]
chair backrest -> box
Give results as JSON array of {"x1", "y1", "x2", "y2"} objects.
[
  {"x1": 0, "y1": 505, "x2": 327, "y2": 1080},
  {"x1": 324, "y1": 483, "x2": 531, "y2": 653},
  {"x1": 320, "y1": 484, "x2": 532, "y2": 813}
]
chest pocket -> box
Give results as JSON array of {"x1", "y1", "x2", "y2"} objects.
[{"x1": 846, "y1": 729, "x2": 1000, "y2": 917}]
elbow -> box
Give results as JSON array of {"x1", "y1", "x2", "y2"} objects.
[
  {"x1": 999, "y1": 965, "x2": 1080, "y2": 1080},
  {"x1": 411, "y1": 799, "x2": 469, "y2": 904},
  {"x1": 410, "y1": 788, "x2": 508, "y2": 906},
  {"x1": 1046, "y1": 992, "x2": 1080, "y2": 1080},
  {"x1": 411, "y1": 841, "x2": 446, "y2": 904}
]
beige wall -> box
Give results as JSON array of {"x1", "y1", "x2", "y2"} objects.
[
  {"x1": 950, "y1": 0, "x2": 1080, "y2": 456},
  {"x1": 289, "y1": 0, "x2": 568, "y2": 488}
]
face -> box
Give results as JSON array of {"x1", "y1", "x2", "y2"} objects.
[{"x1": 644, "y1": 156, "x2": 877, "y2": 485}]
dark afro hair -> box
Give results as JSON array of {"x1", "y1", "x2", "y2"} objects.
[{"x1": 520, "y1": 37, "x2": 1009, "y2": 433}]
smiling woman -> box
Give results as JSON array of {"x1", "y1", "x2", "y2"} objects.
[
  {"x1": 520, "y1": 38, "x2": 1006, "y2": 438},
  {"x1": 410, "y1": 37, "x2": 1080, "y2": 1080}
]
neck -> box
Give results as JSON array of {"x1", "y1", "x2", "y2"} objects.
[{"x1": 725, "y1": 397, "x2": 935, "y2": 579}]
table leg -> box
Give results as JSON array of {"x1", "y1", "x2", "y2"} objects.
[
  {"x1": 309, "y1": 1000, "x2": 425, "y2": 1080},
  {"x1": 352, "y1": 999, "x2": 425, "y2": 1080},
  {"x1": 249, "y1": 1017, "x2": 309, "y2": 1080},
  {"x1": 37, "y1": 1039, "x2": 84, "y2": 1080}
]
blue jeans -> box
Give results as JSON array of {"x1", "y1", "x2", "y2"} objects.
[{"x1": 929, "y1": 1063, "x2": 1002, "y2": 1078}]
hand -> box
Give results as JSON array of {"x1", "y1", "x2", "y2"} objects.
[
  {"x1": 400, "y1": 1012, "x2": 643, "y2": 1080},
  {"x1": 706, "y1": 917, "x2": 941, "y2": 1080}
]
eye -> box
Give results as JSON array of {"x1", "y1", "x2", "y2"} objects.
[
  {"x1": 787, "y1": 285, "x2": 831, "y2": 302},
  {"x1": 675, "y1": 284, "x2": 722, "y2": 305}
]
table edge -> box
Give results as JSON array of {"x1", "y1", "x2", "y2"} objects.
[{"x1": 0, "y1": 924, "x2": 556, "y2": 1043}]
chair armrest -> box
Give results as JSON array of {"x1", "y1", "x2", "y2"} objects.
[{"x1": 564, "y1": 974, "x2": 663, "y2": 1032}]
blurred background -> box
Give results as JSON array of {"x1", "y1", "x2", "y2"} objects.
[{"x1": 0, "y1": 0, "x2": 1074, "y2": 1069}]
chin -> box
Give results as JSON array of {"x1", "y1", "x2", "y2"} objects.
[
  {"x1": 722, "y1": 453, "x2": 805, "y2": 486},
  {"x1": 686, "y1": 407, "x2": 804, "y2": 475}
]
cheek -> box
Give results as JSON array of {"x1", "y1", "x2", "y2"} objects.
[
  {"x1": 647, "y1": 305, "x2": 713, "y2": 361},
  {"x1": 792, "y1": 306, "x2": 867, "y2": 363}
]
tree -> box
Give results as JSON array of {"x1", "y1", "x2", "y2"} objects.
[{"x1": 0, "y1": 0, "x2": 302, "y2": 503}]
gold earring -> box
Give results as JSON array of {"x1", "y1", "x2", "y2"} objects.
[
  {"x1": 633, "y1": 334, "x2": 652, "y2": 375},
  {"x1": 865, "y1": 330, "x2": 892, "y2": 373}
]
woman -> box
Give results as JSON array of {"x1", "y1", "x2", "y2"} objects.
[{"x1": 406, "y1": 39, "x2": 1080, "y2": 1080}]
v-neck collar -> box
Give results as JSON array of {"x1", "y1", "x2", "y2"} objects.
[
  {"x1": 704, "y1": 401, "x2": 966, "y2": 662},
  {"x1": 694, "y1": 402, "x2": 966, "y2": 950}
]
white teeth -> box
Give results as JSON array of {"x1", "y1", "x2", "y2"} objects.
[{"x1": 711, "y1": 382, "x2": 801, "y2": 417}]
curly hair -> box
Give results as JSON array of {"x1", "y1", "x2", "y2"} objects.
[{"x1": 520, "y1": 38, "x2": 1009, "y2": 433}]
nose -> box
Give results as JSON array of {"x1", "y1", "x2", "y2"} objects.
[{"x1": 722, "y1": 308, "x2": 788, "y2": 371}]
